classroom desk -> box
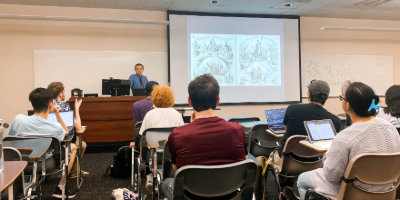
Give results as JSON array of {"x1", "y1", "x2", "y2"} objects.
[
  {"x1": 223, "y1": 116, "x2": 250, "y2": 121},
  {"x1": 68, "y1": 96, "x2": 147, "y2": 143},
  {"x1": 266, "y1": 129, "x2": 284, "y2": 138},
  {"x1": 3, "y1": 138, "x2": 52, "y2": 198},
  {"x1": 0, "y1": 161, "x2": 27, "y2": 200},
  {"x1": 238, "y1": 121, "x2": 269, "y2": 128},
  {"x1": 299, "y1": 141, "x2": 329, "y2": 152}
]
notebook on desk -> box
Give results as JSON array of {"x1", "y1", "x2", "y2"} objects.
[
  {"x1": 304, "y1": 119, "x2": 337, "y2": 149},
  {"x1": 47, "y1": 110, "x2": 75, "y2": 134},
  {"x1": 265, "y1": 108, "x2": 286, "y2": 134}
]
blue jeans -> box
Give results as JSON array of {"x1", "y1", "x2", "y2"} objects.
[
  {"x1": 161, "y1": 178, "x2": 174, "y2": 200},
  {"x1": 297, "y1": 171, "x2": 313, "y2": 200}
]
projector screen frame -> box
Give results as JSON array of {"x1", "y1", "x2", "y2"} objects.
[{"x1": 167, "y1": 10, "x2": 302, "y2": 106}]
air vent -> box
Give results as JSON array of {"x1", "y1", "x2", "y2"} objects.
[{"x1": 356, "y1": 0, "x2": 392, "y2": 6}]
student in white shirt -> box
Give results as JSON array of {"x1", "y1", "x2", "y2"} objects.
[
  {"x1": 136, "y1": 85, "x2": 184, "y2": 193},
  {"x1": 376, "y1": 85, "x2": 400, "y2": 128}
]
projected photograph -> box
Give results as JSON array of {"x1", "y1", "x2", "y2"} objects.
[
  {"x1": 191, "y1": 34, "x2": 236, "y2": 86},
  {"x1": 191, "y1": 34, "x2": 281, "y2": 86},
  {"x1": 237, "y1": 35, "x2": 281, "y2": 86}
]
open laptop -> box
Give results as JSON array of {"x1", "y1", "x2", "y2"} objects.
[
  {"x1": 47, "y1": 110, "x2": 75, "y2": 133},
  {"x1": 265, "y1": 108, "x2": 286, "y2": 134},
  {"x1": 304, "y1": 119, "x2": 337, "y2": 149}
]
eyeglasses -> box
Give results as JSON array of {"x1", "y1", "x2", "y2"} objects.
[
  {"x1": 339, "y1": 95, "x2": 346, "y2": 101},
  {"x1": 310, "y1": 79, "x2": 316, "y2": 85}
]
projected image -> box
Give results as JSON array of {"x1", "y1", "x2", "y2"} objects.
[
  {"x1": 191, "y1": 34, "x2": 236, "y2": 86},
  {"x1": 237, "y1": 35, "x2": 281, "y2": 86},
  {"x1": 191, "y1": 34, "x2": 281, "y2": 86}
]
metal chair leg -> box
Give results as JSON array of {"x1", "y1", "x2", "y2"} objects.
[
  {"x1": 62, "y1": 164, "x2": 66, "y2": 200},
  {"x1": 131, "y1": 147, "x2": 135, "y2": 191},
  {"x1": 153, "y1": 152, "x2": 157, "y2": 200},
  {"x1": 138, "y1": 157, "x2": 141, "y2": 200}
]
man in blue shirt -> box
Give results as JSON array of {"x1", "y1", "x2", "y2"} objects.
[
  {"x1": 8, "y1": 88, "x2": 77, "y2": 198},
  {"x1": 129, "y1": 63, "x2": 149, "y2": 91}
]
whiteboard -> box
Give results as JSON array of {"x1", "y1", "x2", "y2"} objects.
[
  {"x1": 34, "y1": 50, "x2": 168, "y2": 99},
  {"x1": 301, "y1": 54, "x2": 394, "y2": 97}
]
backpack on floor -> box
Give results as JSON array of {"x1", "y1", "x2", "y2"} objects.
[{"x1": 104, "y1": 146, "x2": 131, "y2": 179}]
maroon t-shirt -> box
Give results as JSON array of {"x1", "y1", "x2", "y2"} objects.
[{"x1": 168, "y1": 116, "x2": 248, "y2": 169}]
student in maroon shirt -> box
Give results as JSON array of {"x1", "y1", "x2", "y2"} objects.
[{"x1": 161, "y1": 74, "x2": 248, "y2": 200}]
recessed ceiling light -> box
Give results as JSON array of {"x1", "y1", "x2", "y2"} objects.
[
  {"x1": 285, "y1": 3, "x2": 293, "y2": 7},
  {"x1": 211, "y1": 0, "x2": 218, "y2": 4}
]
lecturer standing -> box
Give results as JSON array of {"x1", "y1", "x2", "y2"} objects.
[{"x1": 129, "y1": 63, "x2": 149, "y2": 91}]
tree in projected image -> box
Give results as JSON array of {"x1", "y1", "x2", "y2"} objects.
[
  {"x1": 191, "y1": 34, "x2": 236, "y2": 86},
  {"x1": 237, "y1": 35, "x2": 281, "y2": 86}
]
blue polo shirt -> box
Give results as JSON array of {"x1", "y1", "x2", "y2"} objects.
[{"x1": 129, "y1": 74, "x2": 149, "y2": 90}]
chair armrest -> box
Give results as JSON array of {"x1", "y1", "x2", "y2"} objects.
[{"x1": 305, "y1": 189, "x2": 331, "y2": 200}]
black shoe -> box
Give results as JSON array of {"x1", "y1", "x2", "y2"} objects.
[{"x1": 52, "y1": 186, "x2": 76, "y2": 199}]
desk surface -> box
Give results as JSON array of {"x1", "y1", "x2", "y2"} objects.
[
  {"x1": 4, "y1": 138, "x2": 52, "y2": 159},
  {"x1": 63, "y1": 132, "x2": 75, "y2": 142},
  {"x1": 238, "y1": 121, "x2": 269, "y2": 128},
  {"x1": 266, "y1": 129, "x2": 284, "y2": 138},
  {"x1": 0, "y1": 161, "x2": 27, "y2": 192},
  {"x1": 248, "y1": 154, "x2": 260, "y2": 165},
  {"x1": 299, "y1": 141, "x2": 329, "y2": 152},
  {"x1": 223, "y1": 116, "x2": 250, "y2": 121}
]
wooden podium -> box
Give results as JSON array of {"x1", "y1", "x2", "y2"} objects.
[{"x1": 68, "y1": 96, "x2": 147, "y2": 143}]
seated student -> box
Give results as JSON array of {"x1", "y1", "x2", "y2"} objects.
[
  {"x1": 273, "y1": 80, "x2": 341, "y2": 164},
  {"x1": 376, "y1": 85, "x2": 400, "y2": 128},
  {"x1": 296, "y1": 82, "x2": 400, "y2": 200},
  {"x1": 137, "y1": 85, "x2": 185, "y2": 192},
  {"x1": 133, "y1": 81, "x2": 159, "y2": 123},
  {"x1": 7, "y1": 88, "x2": 78, "y2": 198},
  {"x1": 47, "y1": 82, "x2": 89, "y2": 177},
  {"x1": 161, "y1": 74, "x2": 248, "y2": 200}
]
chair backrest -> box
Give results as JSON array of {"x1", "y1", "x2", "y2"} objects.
[
  {"x1": 143, "y1": 127, "x2": 176, "y2": 148},
  {"x1": 4, "y1": 136, "x2": 62, "y2": 165},
  {"x1": 3, "y1": 147, "x2": 25, "y2": 197},
  {"x1": 162, "y1": 140, "x2": 175, "y2": 180},
  {"x1": 280, "y1": 135, "x2": 324, "y2": 175},
  {"x1": 337, "y1": 152, "x2": 400, "y2": 200},
  {"x1": 173, "y1": 160, "x2": 257, "y2": 200},
  {"x1": 134, "y1": 122, "x2": 142, "y2": 152},
  {"x1": 228, "y1": 117, "x2": 260, "y2": 123},
  {"x1": 248, "y1": 124, "x2": 282, "y2": 157},
  {"x1": 141, "y1": 127, "x2": 176, "y2": 162}
]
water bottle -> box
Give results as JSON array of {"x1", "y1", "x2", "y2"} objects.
[{"x1": 0, "y1": 119, "x2": 4, "y2": 172}]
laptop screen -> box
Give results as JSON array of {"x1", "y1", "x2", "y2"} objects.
[
  {"x1": 305, "y1": 120, "x2": 336, "y2": 141},
  {"x1": 265, "y1": 109, "x2": 286, "y2": 127},
  {"x1": 47, "y1": 111, "x2": 74, "y2": 129}
]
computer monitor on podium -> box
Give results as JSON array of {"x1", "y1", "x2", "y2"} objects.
[{"x1": 102, "y1": 79, "x2": 130, "y2": 96}]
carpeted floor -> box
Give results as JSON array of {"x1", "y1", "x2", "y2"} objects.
[{"x1": 38, "y1": 145, "x2": 280, "y2": 200}]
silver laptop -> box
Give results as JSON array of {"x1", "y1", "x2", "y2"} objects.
[
  {"x1": 47, "y1": 110, "x2": 74, "y2": 133},
  {"x1": 265, "y1": 108, "x2": 286, "y2": 134},
  {"x1": 304, "y1": 119, "x2": 337, "y2": 149}
]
